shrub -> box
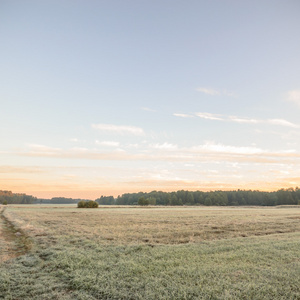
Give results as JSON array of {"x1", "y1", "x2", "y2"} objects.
[
  {"x1": 77, "y1": 201, "x2": 86, "y2": 208},
  {"x1": 3, "y1": 200, "x2": 7, "y2": 205},
  {"x1": 87, "y1": 200, "x2": 99, "y2": 208},
  {"x1": 77, "y1": 200, "x2": 99, "y2": 208}
]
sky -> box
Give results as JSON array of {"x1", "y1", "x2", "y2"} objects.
[{"x1": 1, "y1": 0, "x2": 300, "y2": 199}]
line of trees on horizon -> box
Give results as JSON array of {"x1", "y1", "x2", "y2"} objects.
[
  {"x1": 36, "y1": 197, "x2": 90, "y2": 204},
  {"x1": 0, "y1": 192, "x2": 87, "y2": 205},
  {"x1": 0, "y1": 190, "x2": 36, "y2": 205},
  {"x1": 96, "y1": 187, "x2": 300, "y2": 206},
  {"x1": 1, "y1": 188, "x2": 300, "y2": 206}
]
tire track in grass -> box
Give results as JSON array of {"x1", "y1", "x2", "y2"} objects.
[{"x1": 0, "y1": 207, "x2": 32, "y2": 263}]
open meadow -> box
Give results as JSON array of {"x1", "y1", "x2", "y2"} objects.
[{"x1": 1, "y1": 205, "x2": 300, "y2": 299}]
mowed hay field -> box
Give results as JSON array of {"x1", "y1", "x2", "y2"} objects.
[{"x1": 1, "y1": 206, "x2": 300, "y2": 299}]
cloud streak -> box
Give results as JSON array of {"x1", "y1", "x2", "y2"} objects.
[
  {"x1": 196, "y1": 87, "x2": 236, "y2": 97},
  {"x1": 18, "y1": 142, "x2": 300, "y2": 166},
  {"x1": 151, "y1": 143, "x2": 178, "y2": 150},
  {"x1": 173, "y1": 113, "x2": 194, "y2": 118},
  {"x1": 195, "y1": 112, "x2": 224, "y2": 121},
  {"x1": 173, "y1": 111, "x2": 299, "y2": 128},
  {"x1": 92, "y1": 123, "x2": 145, "y2": 136},
  {"x1": 191, "y1": 142, "x2": 264, "y2": 155},
  {"x1": 193, "y1": 112, "x2": 299, "y2": 128},
  {"x1": 7, "y1": 140, "x2": 300, "y2": 198}
]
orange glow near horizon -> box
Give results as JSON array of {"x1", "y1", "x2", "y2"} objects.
[{"x1": 2, "y1": 179, "x2": 299, "y2": 200}]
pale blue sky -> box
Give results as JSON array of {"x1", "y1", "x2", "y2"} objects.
[{"x1": 1, "y1": 1, "x2": 300, "y2": 198}]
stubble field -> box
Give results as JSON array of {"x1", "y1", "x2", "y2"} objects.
[{"x1": 1, "y1": 205, "x2": 300, "y2": 299}]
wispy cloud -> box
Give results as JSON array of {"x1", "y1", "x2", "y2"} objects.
[
  {"x1": 151, "y1": 143, "x2": 178, "y2": 150},
  {"x1": 267, "y1": 119, "x2": 298, "y2": 128},
  {"x1": 18, "y1": 142, "x2": 300, "y2": 165},
  {"x1": 173, "y1": 113, "x2": 194, "y2": 118},
  {"x1": 197, "y1": 87, "x2": 220, "y2": 96},
  {"x1": 228, "y1": 116, "x2": 260, "y2": 124},
  {"x1": 191, "y1": 141, "x2": 264, "y2": 155},
  {"x1": 92, "y1": 123, "x2": 145, "y2": 136},
  {"x1": 196, "y1": 87, "x2": 236, "y2": 97},
  {"x1": 8, "y1": 140, "x2": 300, "y2": 197},
  {"x1": 286, "y1": 90, "x2": 300, "y2": 107},
  {"x1": 195, "y1": 112, "x2": 224, "y2": 121},
  {"x1": 195, "y1": 112, "x2": 299, "y2": 128}
]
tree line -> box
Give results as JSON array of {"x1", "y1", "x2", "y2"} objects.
[
  {"x1": 96, "y1": 188, "x2": 300, "y2": 206},
  {"x1": 0, "y1": 192, "x2": 87, "y2": 205},
  {"x1": 2, "y1": 188, "x2": 300, "y2": 206},
  {"x1": 0, "y1": 190, "x2": 36, "y2": 204},
  {"x1": 36, "y1": 197, "x2": 89, "y2": 204}
]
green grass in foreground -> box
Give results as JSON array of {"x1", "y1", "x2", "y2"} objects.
[{"x1": 1, "y1": 232, "x2": 300, "y2": 299}]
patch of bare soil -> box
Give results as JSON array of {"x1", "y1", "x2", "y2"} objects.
[{"x1": 0, "y1": 207, "x2": 31, "y2": 263}]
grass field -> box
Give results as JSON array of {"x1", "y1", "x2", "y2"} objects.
[{"x1": 1, "y1": 205, "x2": 300, "y2": 299}]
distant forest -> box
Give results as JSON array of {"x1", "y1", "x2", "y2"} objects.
[
  {"x1": 96, "y1": 188, "x2": 300, "y2": 206},
  {"x1": 0, "y1": 190, "x2": 36, "y2": 204},
  {"x1": 1, "y1": 188, "x2": 300, "y2": 206},
  {"x1": 0, "y1": 191, "x2": 86, "y2": 205},
  {"x1": 37, "y1": 197, "x2": 90, "y2": 204}
]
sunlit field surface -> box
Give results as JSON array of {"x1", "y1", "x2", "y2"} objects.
[{"x1": 1, "y1": 205, "x2": 300, "y2": 299}]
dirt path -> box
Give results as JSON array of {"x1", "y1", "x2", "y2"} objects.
[{"x1": 0, "y1": 207, "x2": 31, "y2": 263}]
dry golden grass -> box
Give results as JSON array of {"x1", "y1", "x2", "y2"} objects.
[
  {"x1": 4, "y1": 205, "x2": 300, "y2": 246},
  {"x1": 1, "y1": 205, "x2": 300, "y2": 299}
]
